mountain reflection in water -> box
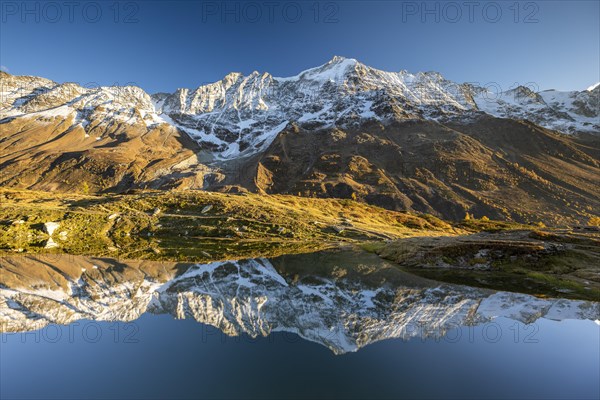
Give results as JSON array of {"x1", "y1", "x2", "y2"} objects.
[{"x1": 1, "y1": 250, "x2": 598, "y2": 354}]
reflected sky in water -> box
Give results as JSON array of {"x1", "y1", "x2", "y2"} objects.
[{"x1": 2, "y1": 315, "x2": 599, "y2": 399}]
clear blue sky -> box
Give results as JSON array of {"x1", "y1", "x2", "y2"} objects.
[{"x1": 1, "y1": 1, "x2": 598, "y2": 93}]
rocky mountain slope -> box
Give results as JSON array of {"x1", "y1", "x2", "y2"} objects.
[
  {"x1": 0, "y1": 58, "x2": 598, "y2": 224},
  {"x1": 240, "y1": 118, "x2": 600, "y2": 224},
  {"x1": 151, "y1": 56, "x2": 598, "y2": 158},
  {"x1": 1, "y1": 252, "x2": 598, "y2": 354},
  {"x1": 0, "y1": 72, "x2": 210, "y2": 192}
]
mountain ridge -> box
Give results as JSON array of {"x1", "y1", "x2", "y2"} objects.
[
  {"x1": 2, "y1": 56, "x2": 598, "y2": 160},
  {"x1": 0, "y1": 59, "x2": 598, "y2": 224}
]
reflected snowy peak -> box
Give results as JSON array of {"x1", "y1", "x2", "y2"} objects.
[{"x1": 1, "y1": 252, "x2": 598, "y2": 354}]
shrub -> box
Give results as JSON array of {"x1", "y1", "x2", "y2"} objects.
[{"x1": 588, "y1": 216, "x2": 600, "y2": 226}]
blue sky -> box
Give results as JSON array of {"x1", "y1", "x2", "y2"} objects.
[{"x1": 1, "y1": 1, "x2": 598, "y2": 93}]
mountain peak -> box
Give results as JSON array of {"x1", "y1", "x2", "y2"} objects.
[
  {"x1": 223, "y1": 71, "x2": 243, "y2": 83},
  {"x1": 586, "y1": 82, "x2": 600, "y2": 91},
  {"x1": 323, "y1": 55, "x2": 360, "y2": 72},
  {"x1": 292, "y1": 56, "x2": 359, "y2": 83},
  {"x1": 328, "y1": 55, "x2": 358, "y2": 64}
]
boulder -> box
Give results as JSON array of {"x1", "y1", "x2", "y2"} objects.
[{"x1": 333, "y1": 226, "x2": 346, "y2": 234}]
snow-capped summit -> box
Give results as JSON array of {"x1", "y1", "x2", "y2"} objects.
[
  {"x1": 587, "y1": 82, "x2": 600, "y2": 91},
  {"x1": 152, "y1": 56, "x2": 598, "y2": 157},
  {"x1": 150, "y1": 56, "x2": 480, "y2": 157},
  {"x1": 1, "y1": 58, "x2": 598, "y2": 160},
  {"x1": 276, "y1": 55, "x2": 359, "y2": 82}
]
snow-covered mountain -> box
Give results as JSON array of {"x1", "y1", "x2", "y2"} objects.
[
  {"x1": 1, "y1": 256, "x2": 598, "y2": 354},
  {"x1": 152, "y1": 56, "x2": 600, "y2": 157},
  {"x1": 0, "y1": 72, "x2": 162, "y2": 132},
  {"x1": 1, "y1": 57, "x2": 598, "y2": 160}
]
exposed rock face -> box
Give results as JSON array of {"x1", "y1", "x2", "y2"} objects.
[{"x1": 1, "y1": 253, "x2": 597, "y2": 354}]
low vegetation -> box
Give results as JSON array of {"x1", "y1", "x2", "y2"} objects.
[
  {"x1": 375, "y1": 228, "x2": 600, "y2": 301},
  {"x1": 0, "y1": 189, "x2": 457, "y2": 262}
]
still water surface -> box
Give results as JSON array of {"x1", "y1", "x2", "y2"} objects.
[{"x1": 1, "y1": 251, "x2": 598, "y2": 399}]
